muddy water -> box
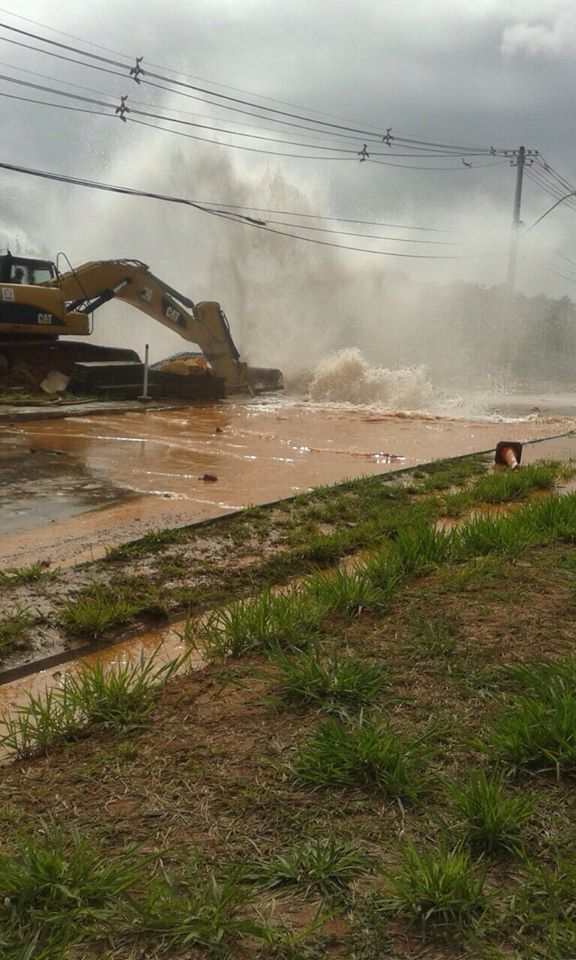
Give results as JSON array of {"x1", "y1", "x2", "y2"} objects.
[{"x1": 1, "y1": 398, "x2": 573, "y2": 568}]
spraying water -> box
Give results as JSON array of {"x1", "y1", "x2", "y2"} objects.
[{"x1": 305, "y1": 348, "x2": 434, "y2": 409}]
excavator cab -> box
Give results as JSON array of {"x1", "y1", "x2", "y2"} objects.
[{"x1": 0, "y1": 255, "x2": 57, "y2": 285}]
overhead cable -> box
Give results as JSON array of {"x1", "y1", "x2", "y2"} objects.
[{"x1": 0, "y1": 159, "x2": 502, "y2": 260}]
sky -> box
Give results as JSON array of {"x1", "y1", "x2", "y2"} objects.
[{"x1": 0, "y1": 0, "x2": 575, "y2": 368}]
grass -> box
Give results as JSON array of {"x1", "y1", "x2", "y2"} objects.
[
  {"x1": 0, "y1": 687, "x2": 81, "y2": 759},
  {"x1": 104, "y1": 526, "x2": 186, "y2": 561},
  {"x1": 294, "y1": 528, "x2": 361, "y2": 565},
  {"x1": 126, "y1": 863, "x2": 265, "y2": 950},
  {"x1": 0, "y1": 827, "x2": 267, "y2": 956},
  {"x1": 0, "y1": 650, "x2": 188, "y2": 758},
  {"x1": 255, "y1": 648, "x2": 390, "y2": 711},
  {"x1": 382, "y1": 842, "x2": 488, "y2": 933},
  {"x1": 439, "y1": 489, "x2": 475, "y2": 518},
  {"x1": 480, "y1": 681, "x2": 576, "y2": 778},
  {"x1": 393, "y1": 524, "x2": 455, "y2": 576},
  {"x1": 520, "y1": 492, "x2": 576, "y2": 544},
  {"x1": 304, "y1": 567, "x2": 390, "y2": 616},
  {"x1": 447, "y1": 770, "x2": 534, "y2": 855},
  {"x1": 245, "y1": 837, "x2": 373, "y2": 897},
  {"x1": 499, "y1": 657, "x2": 576, "y2": 698},
  {"x1": 471, "y1": 461, "x2": 561, "y2": 504},
  {"x1": 455, "y1": 512, "x2": 534, "y2": 559},
  {"x1": 191, "y1": 588, "x2": 323, "y2": 660},
  {"x1": 510, "y1": 855, "x2": 576, "y2": 943},
  {"x1": 0, "y1": 822, "x2": 143, "y2": 953},
  {"x1": 6, "y1": 452, "x2": 576, "y2": 956},
  {"x1": 291, "y1": 715, "x2": 436, "y2": 800},
  {"x1": 0, "y1": 608, "x2": 34, "y2": 654},
  {"x1": 61, "y1": 650, "x2": 188, "y2": 731},
  {"x1": 0, "y1": 563, "x2": 58, "y2": 588},
  {"x1": 59, "y1": 578, "x2": 171, "y2": 638}
]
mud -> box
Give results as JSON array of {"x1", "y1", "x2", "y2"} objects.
[{"x1": 1, "y1": 399, "x2": 573, "y2": 568}]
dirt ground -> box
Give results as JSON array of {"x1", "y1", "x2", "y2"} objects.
[{"x1": 3, "y1": 518, "x2": 576, "y2": 957}]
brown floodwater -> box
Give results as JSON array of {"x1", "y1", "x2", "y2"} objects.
[{"x1": 1, "y1": 397, "x2": 574, "y2": 568}]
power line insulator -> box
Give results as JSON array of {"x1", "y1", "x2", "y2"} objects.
[
  {"x1": 115, "y1": 95, "x2": 130, "y2": 121},
  {"x1": 130, "y1": 56, "x2": 144, "y2": 84}
]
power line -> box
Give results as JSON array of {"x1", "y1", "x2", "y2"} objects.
[
  {"x1": 0, "y1": 4, "x2": 383, "y2": 125},
  {"x1": 0, "y1": 19, "x2": 515, "y2": 157},
  {"x1": 0, "y1": 35, "x2": 399, "y2": 145},
  {"x1": 260, "y1": 218, "x2": 459, "y2": 244},
  {"x1": 0, "y1": 88, "x2": 113, "y2": 118},
  {"x1": 0, "y1": 158, "x2": 502, "y2": 260},
  {"x1": 197, "y1": 202, "x2": 463, "y2": 233},
  {"x1": 0, "y1": 68, "x2": 503, "y2": 163}
]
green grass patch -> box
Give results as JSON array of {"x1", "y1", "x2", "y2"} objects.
[
  {"x1": 304, "y1": 567, "x2": 390, "y2": 617},
  {"x1": 126, "y1": 862, "x2": 265, "y2": 951},
  {"x1": 447, "y1": 769, "x2": 534, "y2": 855},
  {"x1": 455, "y1": 512, "x2": 534, "y2": 558},
  {"x1": 394, "y1": 524, "x2": 456, "y2": 576},
  {"x1": 520, "y1": 492, "x2": 576, "y2": 544},
  {"x1": 291, "y1": 715, "x2": 436, "y2": 800},
  {"x1": 499, "y1": 657, "x2": 576, "y2": 697},
  {"x1": 509, "y1": 855, "x2": 576, "y2": 950},
  {"x1": 0, "y1": 563, "x2": 59, "y2": 588},
  {"x1": 59, "y1": 578, "x2": 171, "y2": 638},
  {"x1": 104, "y1": 526, "x2": 186, "y2": 561},
  {"x1": 472, "y1": 461, "x2": 561, "y2": 504},
  {"x1": 480, "y1": 679, "x2": 576, "y2": 778},
  {"x1": 255, "y1": 648, "x2": 390, "y2": 712},
  {"x1": 245, "y1": 836, "x2": 372, "y2": 897},
  {"x1": 439, "y1": 490, "x2": 475, "y2": 518},
  {"x1": 0, "y1": 822, "x2": 143, "y2": 954},
  {"x1": 382, "y1": 842, "x2": 488, "y2": 933},
  {"x1": 404, "y1": 614, "x2": 461, "y2": 658},
  {"x1": 191, "y1": 588, "x2": 323, "y2": 661}
]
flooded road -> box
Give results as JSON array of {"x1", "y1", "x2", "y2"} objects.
[{"x1": 0, "y1": 396, "x2": 574, "y2": 567}]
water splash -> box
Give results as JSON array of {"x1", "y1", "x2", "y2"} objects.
[{"x1": 306, "y1": 347, "x2": 434, "y2": 409}]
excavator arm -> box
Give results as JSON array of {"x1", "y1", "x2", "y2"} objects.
[{"x1": 55, "y1": 259, "x2": 282, "y2": 393}]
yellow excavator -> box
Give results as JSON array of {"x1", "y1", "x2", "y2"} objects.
[{"x1": 0, "y1": 254, "x2": 282, "y2": 395}]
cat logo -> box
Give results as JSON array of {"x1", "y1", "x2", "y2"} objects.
[
  {"x1": 165, "y1": 305, "x2": 180, "y2": 324},
  {"x1": 37, "y1": 314, "x2": 53, "y2": 325},
  {"x1": 161, "y1": 296, "x2": 185, "y2": 327}
]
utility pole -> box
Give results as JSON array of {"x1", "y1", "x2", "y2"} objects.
[{"x1": 506, "y1": 145, "x2": 537, "y2": 291}]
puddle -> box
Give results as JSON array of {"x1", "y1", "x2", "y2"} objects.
[{"x1": 0, "y1": 431, "x2": 136, "y2": 534}]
